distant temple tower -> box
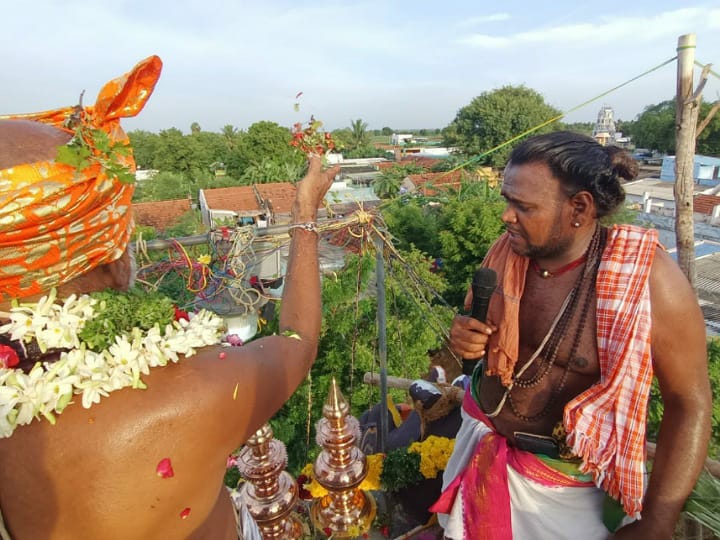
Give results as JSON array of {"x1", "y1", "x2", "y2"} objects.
[{"x1": 592, "y1": 105, "x2": 617, "y2": 146}]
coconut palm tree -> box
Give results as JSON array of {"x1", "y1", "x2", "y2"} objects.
[{"x1": 349, "y1": 118, "x2": 370, "y2": 150}]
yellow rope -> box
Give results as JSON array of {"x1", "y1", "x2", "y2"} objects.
[
  {"x1": 695, "y1": 60, "x2": 720, "y2": 81},
  {"x1": 439, "y1": 56, "x2": 679, "y2": 177}
]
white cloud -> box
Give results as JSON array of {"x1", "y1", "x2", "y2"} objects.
[
  {"x1": 457, "y1": 13, "x2": 511, "y2": 27},
  {"x1": 458, "y1": 7, "x2": 720, "y2": 49}
]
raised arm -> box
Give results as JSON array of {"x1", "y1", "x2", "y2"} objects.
[
  {"x1": 613, "y1": 248, "x2": 712, "y2": 538},
  {"x1": 186, "y1": 156, "x2": 339, "y2": 443}
]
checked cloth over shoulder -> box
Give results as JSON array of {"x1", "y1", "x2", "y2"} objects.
[{"x1": 481, "y1": 224, "x2": 657, "y2": 518}]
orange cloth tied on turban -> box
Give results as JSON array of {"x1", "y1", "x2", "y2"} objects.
[{"x1": 0, "y1": 55, "x2": 162, "y2": 301}]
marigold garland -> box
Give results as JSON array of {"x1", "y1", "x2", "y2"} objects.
[{"x1": 298, "y1": 436, "x2": 455, "y2": 497}]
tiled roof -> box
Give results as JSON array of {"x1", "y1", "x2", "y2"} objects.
[
  {"x1": 375, "y1": 156, "x2": 440, "y2": 171},
  {"x1": 407, "y1": 170, "x2": 465, "y2": 196},
  {"x1": 132, "y1": 199, "x2": 191, "y2": 232},
  {"x1": 694, "y1": 194, "x2": 720, "y2": 215},
  {"x1": 201, "y1": 182, "x2": 326, "y2": 217}
]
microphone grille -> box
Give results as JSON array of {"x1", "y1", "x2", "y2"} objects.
[{"x1": 472, "y1": 268, "x2": 497, "y2": 289}]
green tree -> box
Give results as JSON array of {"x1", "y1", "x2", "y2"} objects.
[
  {"x1": 349, "y1": 118, "x2": 370, "y2": 150},
  {"x1": 128, "y1": 130, "x2": 160, "y2": 169},
  {"x1": 625, "y1": 100, "x2": 676, "y2": 153},
  {"x1": 624, "y1": 98, "x2": 720, "y2": 156},
  {"x1": 190, "y1": 122, "x2": 201, "y2": 135},
  {"x1": 372, "y1": 163, "x2": 424, "y2": 199},
  {"x1": 381, "y1": 126, "x2": 393, "y2": 136},
  {"x1": 240, "y1": 158, "x2": 305, "y2": 185},
  {"x1": 227, "y1": 121, "x2": 303, "y2": 178},
  {"x1": 444, "y1": 85, "x2": 562, "y2": 168},
  {"x1": 437, "y1": 182, "x2": 506, "y2": 305},
  {"x1": 383, "y1": 199, "x2": 441, "y2": 256},
  {"x1": 133, "y1": 171, "x2": 194, "y2": 202},
  {"x1": 221, "y1": 124, "x2": 240, "y2": 150},
  {"x1": 269, "y1": 250, "x2": 454, "y2": 470}
]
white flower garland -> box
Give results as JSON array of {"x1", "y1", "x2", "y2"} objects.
[{"x1": 0, "y1": 291, "x2": 225, "y2": 438}]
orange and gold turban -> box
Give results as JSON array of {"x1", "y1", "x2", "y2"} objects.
[{"x1": 0, "y1": 56, "x2": 162, "y2": 301}]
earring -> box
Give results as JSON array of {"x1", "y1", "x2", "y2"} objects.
[{"x1": 573, "y1": 222, "x2": 581, "y2": 228}]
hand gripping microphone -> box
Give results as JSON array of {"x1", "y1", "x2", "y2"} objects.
[{"x1": 463, "y1": 268, "x2": 497, "y2": 375}]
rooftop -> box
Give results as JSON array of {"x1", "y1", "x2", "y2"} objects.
[{"x1": 132, "y1": 199, "x2": 191, "y2": 232}]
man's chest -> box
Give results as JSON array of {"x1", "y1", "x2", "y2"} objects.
[{"x1": 517, "y1": 271, "x2": 600, "y2": 377}]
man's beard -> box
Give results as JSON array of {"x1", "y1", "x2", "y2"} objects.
[{"x1": 517, "y1": 219, "x2": 573, "y2": 260}]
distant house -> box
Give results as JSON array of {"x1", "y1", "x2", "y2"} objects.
[
  {"x1": 404, "y1": 170, "x2": 465, "y2": 196},
  {"x1": 135, "y1": 169, "x2": 159, "y2": 182},
  {"x1": 391, "y1": 133, "x2": 413, "y2": 145},
  {"x1": 132, "y1": 199, "x2": 192, "y2": 233},
  {"x1": 660, "y1": 155, "x2": 720, "y2": 185},
  {"x1": 198, "y1": 183, "x2": 298, "y2": 229}
]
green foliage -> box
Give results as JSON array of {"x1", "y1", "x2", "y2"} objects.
[
  {"x1": 444, "y1": 85, "x2": 562, "y2": 168},
  {"x1": 372, "y1": 163, "x2": 424, "y2": 199},
  {"x1": 625, "y1": 99, "x2": 676, "y2": 154},
  {"x1": 240, "y1": 158, "x2": 305, "y2": 184},
  {"x1": 270, "y1": 250, "x2": 454, "y2": 471},
  {"x1": 228, "y1": 121, "x2": 304, "y2": 178},
  {"x1": 647, "y1": 338, "x2": 720, "y2": 459},
  {"x1": 683, "y1": 470, "x2": 720, "y2": 535},
  {"x1": 78, "y1": 288, "x2": 175, "y2": 351},
  {"x1": 132, "y1": 171, "x2": 193, "y2": 202},
  {"x1": 626, "y1": 98, "x2": 720, "y2": 157},
  {"x1": 380, "y1": 448, "x2": 423, "y2": 492},
  {"x1": 382, "y1": 199, "x2": 441, "y2": 256},
  {"x1": 436, "y1": 183, "x2": 506, "y2": 305},
  {"x1": 348, "y1": 118, "x2": 371, "y2": 150},
  {"x1": 56, "y1": 127, "x2": 134, "y2": 184},
  {"x1": 164, "y1": 210, "x2": 206, "y2": 238}
]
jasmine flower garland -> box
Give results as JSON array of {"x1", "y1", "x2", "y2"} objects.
[{"x1": 0, "y1": 290, "x2": 225, "y2": 438}]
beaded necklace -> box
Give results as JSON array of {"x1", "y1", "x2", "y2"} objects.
[{"x1": 483, "y1": 224, "x2": 605, "y2": 421}]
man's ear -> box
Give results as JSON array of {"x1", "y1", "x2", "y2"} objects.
[
  {"x1": 107, "y1": 250, "x2": 134, "y2": 291},
  {"x1": 570, "y1": 190, "x2": 596, "y2": 221}
]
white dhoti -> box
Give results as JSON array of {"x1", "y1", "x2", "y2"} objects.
[{"x1": 432, "y1": 393, "x2": 622, "y2": 540}]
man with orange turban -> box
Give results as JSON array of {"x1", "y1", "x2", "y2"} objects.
[{"x1": 0, "y1": 57, "x2": 339, "y2": 539}]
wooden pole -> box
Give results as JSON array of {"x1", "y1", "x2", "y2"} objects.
[
  {"x1": 675, "y1": 34, "x2": 701, "y2": 286},
  {"x1": 374, "y1": 234, "x2": 389, "y2": 454}
]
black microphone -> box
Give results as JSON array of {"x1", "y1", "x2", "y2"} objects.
[{"x1": 463, "y1": 268, "x2": 497, "y2": 375}]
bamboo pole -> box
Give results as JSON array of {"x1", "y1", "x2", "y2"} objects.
[{"x1": 675, "y1": 34, "x2": 701, "y2": 286}]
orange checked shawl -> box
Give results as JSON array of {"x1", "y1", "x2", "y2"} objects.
[
  {"x1": 0, "y1": 56, "x2": 162, "y2": 301},
  {"x1": 482, "y1": 224, "x2": 657, "y2": 518}
]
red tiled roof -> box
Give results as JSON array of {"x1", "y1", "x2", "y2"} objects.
[
  {"x1": 694, "y1": 194, "x2": 720, "y2": 215},
  {"x1": 201, "y1": 182, "x2": 322, "y2": 217},
  {"x1": 132, "y1": 199, "x2": 191, "y2": 232},
  {"x1": 407, "y1": 170, "x2": 464, "y2": 196},
  {"x1": 375, "y1": 156, "x2": 441, "y2": 171}
]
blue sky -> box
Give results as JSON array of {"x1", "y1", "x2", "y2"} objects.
[{"x1": 2, "y1": 1, "x2": 719, "y2": 134}]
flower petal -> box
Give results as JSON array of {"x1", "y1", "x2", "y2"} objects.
[{"x1": 156, "y1": 457, "x2": 174, "y2": 478}]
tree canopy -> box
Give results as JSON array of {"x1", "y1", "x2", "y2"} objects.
[
  {"x1": 626, "y1": 98, "x2": 720, "y2": 156},
  {"x1": 443, "y1": 85, "x2": 562, "y2": 168}
]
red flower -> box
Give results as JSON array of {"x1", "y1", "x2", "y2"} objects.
[
  {"x1": 323, "y1": 527, "x2": 332, "y2": 537},
  {"x1": 0, "y1": 345, "x2": 19, "y2": 369},
  {"x1": 381, "y1": 525, "x2": 390, "y2": 537},
  {"x1": 180, "y1": 507, "x2": 191, "y2": 519},
  {"x1": 156, "y1": 458, "x2": 174, "y2": 478},
  {"x1": 174, "y1": 306, "x2": 189, "y2": 322}
]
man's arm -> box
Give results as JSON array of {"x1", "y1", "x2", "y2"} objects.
[
  {"x1": 187, "y1": 156, "x2": 339, "y2": 443},
  {"x1": 614, "y1": 247, "x2": 712, "y2": 538}
]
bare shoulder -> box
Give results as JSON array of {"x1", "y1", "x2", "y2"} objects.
[
  {"x1": 649, "y1": 247, "x2": 703, "y2": 319},
  {"x1": 649, "y1": 246, "x2": 706, "y2": 366}
]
